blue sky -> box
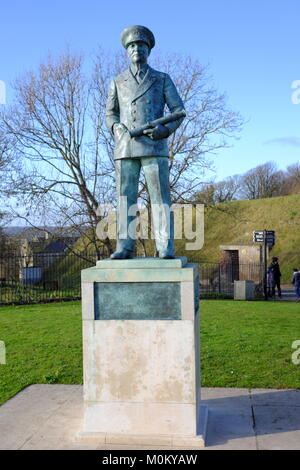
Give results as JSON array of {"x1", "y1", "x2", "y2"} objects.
[{"x1": 1, "y1": 0, "x2": 300, "y2": 180}]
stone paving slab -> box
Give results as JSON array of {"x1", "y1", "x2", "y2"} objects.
[
  {"x1": 1, "y1": 385, "x2": 300, "y2": 450},
  {"x1": 253, "y1": 405, "x2": 300, "y2": 450}
]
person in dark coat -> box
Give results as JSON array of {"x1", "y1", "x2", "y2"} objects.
[{"x1": 269, "y1": 257, "x2": 282, "y2": 298}]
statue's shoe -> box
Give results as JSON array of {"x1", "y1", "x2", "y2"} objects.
[
  {"x1": 159, "y1": 251, "x2": 175, "y2": 259},
  {"x1": 110, "y1": 250, "x2": 134, "y2": 260}
]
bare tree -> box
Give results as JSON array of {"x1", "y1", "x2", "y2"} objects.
[
  {"x1": 240, "y1": 161, "x2": 284, "y2": 200},
  {"x1": 191, "y1": 174, "x2": 241, "y2": 206},
  {"x1": 0, "y1": 129, "x2": 12, "y2": 188},
  {"x1": 0, "y1": 129, "x2": 17, "y2": 224},
  {"x1": 279, "y1": 162, "x2": 300, "y2": 195},
  {"x1": 0, "y1": 50, "x2": 243, "y2": 257},
  {"x1": 192, "y1": 183, "x2": 215, "y2": 205},
  {"x1": 0, "y1": 53, "x2": 115, "y2": 258},
  {"x1": 213, "y1": 175, "x2": 242, "y2": 203}
]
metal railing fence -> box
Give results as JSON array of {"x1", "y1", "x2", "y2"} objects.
[
  {"x1": 0, "y1": 251, "x2": 96, "y2": 305},
  {"x1": 0, "y1": 251, "x2": 264, "y2": 305}
]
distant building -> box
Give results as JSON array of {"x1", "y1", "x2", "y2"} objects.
[
  {"x1": 219, "y1": 244, "x2": 263, "y2": 283},
  {"x1": 2, "y1": 226, "x2": 81, "y2": 284}
]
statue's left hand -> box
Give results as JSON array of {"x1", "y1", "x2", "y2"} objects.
[{"x1": 143, "y1": 124, "x2": 169, "y2": 140}]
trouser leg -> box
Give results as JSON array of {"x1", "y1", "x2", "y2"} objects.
[
  {"x1": 115, "y1": 158, "x2": 140, "y2": 253},
  {"x1": 276, "y1": 279, "x2": 281, "y2": 297},
  {"x1": 271, "y1": 283, "x2": 275, "y2": 297},
  {"x1": 142, "y1": 157, "x2": 174, "y2": 255},
  {"x1": 268, "y1": 283, "x2": 272, "y2": 297}
]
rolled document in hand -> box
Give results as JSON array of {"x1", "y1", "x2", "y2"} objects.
[{"x1": 129, "y1": 110, "x2": 186, "y2": 137}]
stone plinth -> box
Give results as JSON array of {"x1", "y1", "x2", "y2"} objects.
[{"x1": 78, "y1": 257, "x2": 207, "y2": 447}]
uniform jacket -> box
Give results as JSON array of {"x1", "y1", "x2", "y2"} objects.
[{"x1": 105, "y1": 65, "x2": 185, "y2": 160}]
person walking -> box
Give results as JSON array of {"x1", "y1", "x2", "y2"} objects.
[{"x1": 292, "y1": 268, "x2": 300, "y2": 301}]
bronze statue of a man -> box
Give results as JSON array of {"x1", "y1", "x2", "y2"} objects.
[{"x1": 106, "y1": 25, "x2": 185, "y2": 259}]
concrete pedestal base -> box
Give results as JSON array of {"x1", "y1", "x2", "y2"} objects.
[
  {"x1": 76, "y1": 404, "x2": 208, "y2": 447},
  {"x1": 80, "y1": 257, "x2": 207, "y2": 447}
]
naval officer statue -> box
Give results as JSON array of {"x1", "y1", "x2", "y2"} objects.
[{"x1": 106, "y1": 25, "x2": 185, "y2": 259}]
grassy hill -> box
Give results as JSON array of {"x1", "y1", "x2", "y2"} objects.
[{"x1": 175, "y1": 194, "x2": 300, "y2": 283}]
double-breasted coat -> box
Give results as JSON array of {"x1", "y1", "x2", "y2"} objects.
[{"x1": 105, "y1": 65, "x2": 185, "y2": 159}]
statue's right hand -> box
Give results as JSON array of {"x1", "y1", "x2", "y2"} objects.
[{"x1": 113, "y1": 123, "x2": 128, "y2": 140}]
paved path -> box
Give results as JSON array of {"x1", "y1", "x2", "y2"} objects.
[
  {"x1": 281, "y1": 287, "x2": 298, "y2": 301},
  {"x1": 267, "y1": 285, "x2": 298, "y2": 302},
  {"x1": 1, "y1": 385, "x2": 300, "y2": 450}
]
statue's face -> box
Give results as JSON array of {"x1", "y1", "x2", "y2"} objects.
[{"x1": 127, "y1": 41, "x2": 150, "y2": 65}]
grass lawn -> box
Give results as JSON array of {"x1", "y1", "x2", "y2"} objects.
[
  {"x1": 0, "y1": 301, "x2": 82, "y2": 405},
  {"x1": 201, "y1": 300, "x2": 300, "y2": 389},
  {"x1": 0, "y1": 299, "x2": 300, "y2": 405}
]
